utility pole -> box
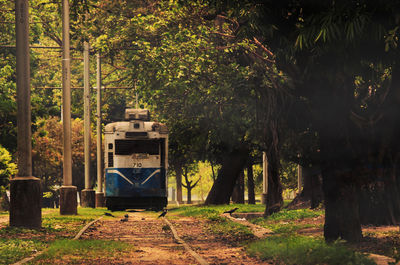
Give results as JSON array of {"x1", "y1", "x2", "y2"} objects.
[
  {"x1": 59, "y1": 0, "x2": 77, "y2": 215},
  {"x1": 81, "y1": 41, "x2": 95, "y2": 207},
  {"x1": 10, "y1": 0, "x2": 42, "y2": 228},
  {"x1": 262, "y1": 152, "x2": 268, "y2": 204},
  {"x1": 95, "y1": 53, "x2": 105, "y2": 207}
]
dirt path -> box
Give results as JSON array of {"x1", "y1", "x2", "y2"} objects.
[{"x1": 82, "y1": 211, "x2": 268, "y2": 265}]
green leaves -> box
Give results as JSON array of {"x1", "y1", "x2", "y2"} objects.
[{"x1": 0, "y1": 145, "x2": 16, "y2": 187}]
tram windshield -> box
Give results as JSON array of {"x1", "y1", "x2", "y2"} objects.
[{"x1": 115, "y1": 140, "x2": 160, "y2": 155}]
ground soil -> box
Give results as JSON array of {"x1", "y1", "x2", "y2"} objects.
[{"x1": 80, "y1": 211, "x2": 269, "y2": 265}]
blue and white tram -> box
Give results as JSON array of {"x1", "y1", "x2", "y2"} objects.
[{"x1": 104, "y1": 109, "x2": 168, "y2": 211}]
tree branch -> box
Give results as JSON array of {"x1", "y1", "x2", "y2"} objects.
[
  {"x1": 252, "y1": 37, "x2": 274, "y2": 58},
  {"x1": 212, "y1": 31, "x2": 236, "y2": 38}
]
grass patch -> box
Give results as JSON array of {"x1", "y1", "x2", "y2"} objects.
[
  {"x1": 206, "y1": 216, "x2": 254, "y2": 243},
  {"x1": 169, "y1": 204, "x2": 258, "y2": 243},
  {"x1": 0, "y1": 207, "x2": 115, "y2": 264},
  {"x1": 33, "y1": 239, "x2": 130, "y2": 263},
  {"x1": 170, "y1": 203, "x2": 265, "y2": 217},
  {"x1": 267, "y1": 208, "x2": 324, "y2": 222},
  {"x1": 42, "y1": 207, "x2": 113, "y2": 233},
  {"x1": 250, "y1": 208, "x2": 323, "y2": 236},
  {"x1": 267, "y1": 223, "x2": 315, "y2": 234},
  {"x1": 247, "y1": 235, "x2": 376, "y2": 265},
  {"x1": 0, "y1": 238, "x2": 45, "y2": 265}
]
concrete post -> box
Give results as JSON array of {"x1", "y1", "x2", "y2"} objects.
[
  {"x1": 81, "y1": 41, "x2": 95, "y2": 207},
  {"x1": 297, "y1": 164, "x2": 303, "y2": 194},
  {"x1": 10, "y1": 0, "x2": 41, "y2": 228},
  {"x1": 59, "y1": 0, "x2": 77, "y2": 215},
  {"x1": 95, "y1": 53, "x2": 105, "y2": 207},
  {"x1": 261, "y1": 152, "x2": 268, "y2": 204}
]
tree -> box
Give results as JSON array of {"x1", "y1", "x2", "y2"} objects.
[
  {"x1": 79, "y1": 0, "x2": 288, "y2": 209},
  {"x1": 247, "y1": 162, "x2": 256, "y2": 204},
  {"x1": 32, "y1": 117, "x2": 97, "y2": 195},
  {"x1": 182, "y1": 166, "x2": 201, "y2": 204},
  {"x1": 0, "y1": 145, "x2": 16, "y2": 210},
  {"x1": 214, "y1": 0, "x2": 400, "y2": 242},
  {"x1": 231, "y1": 170, "x2": 245, "y2": 204}
]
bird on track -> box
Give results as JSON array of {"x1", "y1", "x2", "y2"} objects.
[
  {"x1": 158, "y1": 209, "x2": 168, "y2": 218},
  {"x1": 124, "y1": 214, "x2": 129, "y2": 218},
  {"x1": 120, "y1": 217, "x2": 128, "y2": 222},
  {"x1": 223, "y1": 207, "x2": 239, "y2": 215},
  {"x1": 104, "y1": 212, "x2": 115, "y2": 217}
]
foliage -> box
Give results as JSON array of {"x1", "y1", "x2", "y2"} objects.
[
  {"x1": 280, "y1": 160, "x2": 298, "y2": 190},
  {"x1": 0, "y1": 145, "x2": 16, "y2": 188},
  {"x1": 32, "y1": 117, "x2": 97, "y2": 191},
  {"x1": 190, "y1": 161, "x2": 218, "y2": 201},
  {"x1": 247, "y1": 235, "x2": 376, "y2": 265}
]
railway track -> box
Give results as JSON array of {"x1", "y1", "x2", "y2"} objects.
[
  {"x1": 5, "y1": 210, "x2": 267, "y2": 264},
  {"x1": 80, "y1": 211, "x2": 266, "y2": 265}
]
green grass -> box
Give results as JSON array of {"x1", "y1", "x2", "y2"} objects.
[
  {"x1": 42, "y1": 207, "x2": 119, "y2": 233},
  {"x1": 32, "y1": 239, "x2": 131, "y2": 263},
  {"x1": 0, "y1": 238, "x2": 45, "y2": 265},
  {"x1": 267, "y1": 222, "x2": 316, "y2": 234},
  {"x1": 0, "y1": 207, "x2": 117, "y2": 264},
  {"x1": 206, "y1": 215, "x2": 254, "y2": 242},
  {"x1": 250, "y1": 208, "x2": 324, "y2": 235},
  {"x1": 266, "y1": 208, "x2": 324, "y2": 222},
  {"x1": 247, "y1": 235, "x2": 376, "y2": 265},
  {"x1": 170, "y1": 203, "x2": 265, "y2": 217},
  {"x1": 169, "y1": 204, "x2": 259, "y2": 243}
]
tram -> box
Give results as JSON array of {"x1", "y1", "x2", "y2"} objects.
[{"x1": 104, "y1": 109, "x2": 168, "y2": 211}]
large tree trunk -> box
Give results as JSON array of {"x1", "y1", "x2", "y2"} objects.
[
  {"x1": 318, "y1": 112, "x2": 362, "y2": 243},
  {"x1": 264, "y1": 149, "x2": 283, "y2": 216},
  {"x1": 287, "y1": 165, "x2": 323, "y2": 209},
  {"x1": 205, "y1": 148, "x2": 248, "y2": 205},
  {"x1": 231, "y1": 170, "x2": 244, "y2": 203},
  {"x1": 357, "y1": 65, "x2": 400, "y2": 226},
  {"x1": 247, "y1": 163, "x2": 255, "y2": 204},
  {"x1": 322, "y1": 166, "x2": 362, "y2": 243},
  {"x1": 317, "y1": 84, "x2": 363, "y2": 243},
  {"x1": 175, "y1": 167, "x2": 183, "y2": 204}
]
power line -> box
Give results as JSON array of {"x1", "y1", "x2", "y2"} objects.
[
  {"x1": 34, "y1": 86, "x2": 134, "y2": 89},
  {"x1": 0, "y1": 45, "x2": 139, "y2": 51},
  {"x1": 0, "y1": 45, "x2": 63, "y2": 49}
]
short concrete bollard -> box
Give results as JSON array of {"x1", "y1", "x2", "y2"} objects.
[
  {"x1": 81, "y1": 189, "x2": 95, "y2": 208},
  {"x1": 60, "y1": 186, "x2": 77, "y2": 215},
  {"x1": 10, "y1": 177, "x2": 42, "y2": 228},
  {"x1": 95, "y1": 192, "x2": 105, "y2": 207}
]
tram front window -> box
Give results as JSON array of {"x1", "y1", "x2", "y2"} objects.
[{"x1": 115, "y1": 140, "x2": 159, "y2": 155}]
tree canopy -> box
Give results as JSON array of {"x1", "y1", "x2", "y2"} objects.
[{"x1": 3, "y1": 0, "x2": 400, "y2": 243}]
